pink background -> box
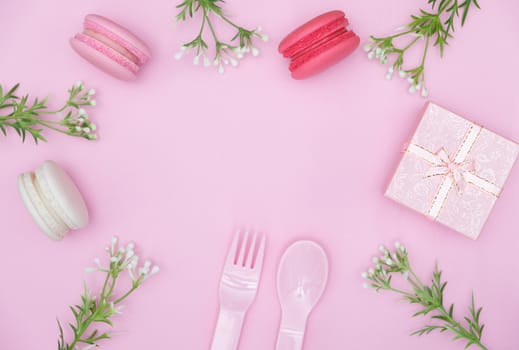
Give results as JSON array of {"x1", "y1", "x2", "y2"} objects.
[{"x1": 1, "y1": 0, "x2": 518, "y2": 349}]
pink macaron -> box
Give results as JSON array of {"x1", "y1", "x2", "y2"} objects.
[
  {"x1": 279, "y1": 10, "x2": 360, "y2": 79},
  {"x1": 70, "y1": 14, "x2": 151, "y2": 80}
]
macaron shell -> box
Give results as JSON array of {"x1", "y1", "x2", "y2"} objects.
[
  {"x1": 290, "y1": 31, "x2": 360, "y2": 79},
  {"x1": 17, "y1": 173, "x2": 68, "y2": 240},
  {"x1": 279, "y1": 10, "x2": 347, "y2": 54},
  {"x1": 70, "y1": 37, "x2": 137, "y2": 80},
  {"x1": 84, "y1": 14, "x2": 151, "y2": 64},
  {"x1": 85, "y1": 14, "x2": 151, "y2": 63},
  {"x1": 35, "y1": 160, "x2": 89, "y2": 230}
]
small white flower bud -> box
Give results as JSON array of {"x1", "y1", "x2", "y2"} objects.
[
  {"x1": 90, "y1": 123, "x2": 97, "y2": 131},
  {"x1": 77, "y1": 117, "x2": 85, "y2": 125},
  {"x1": 407, "y1": 77, "x2": 414, "y2": 84},
  {"x1": 362, "y1": 283, "x2": 370, "y2": 289},
  {"x1": 83, "y1": 127, "x2": 91, "y2": 134},
  {"x1": 78, "y1": 108, "x2": 87, "y2": 116},
  {"x1": 388, "y1": 66, "x2": 394, "y2": 73},
  {"x1": 368, "y1": 51, "x2": 375, "y2": 59},
  {"x1": 256, "y1": 26, "x2": 263, "y2": 32},
  {"x1": 361, "y1": 272, "x2": 368, "y2": 279},
  {"x1": 230, "y1": 58, "x2": 238, "y2": 67},
  {"x1": 150, "y1": 266, "x2": 160, "y2": 275},
  {"x1": 75, "y1": 80, "x2": 84, "y2": 88},
  {"x1": 203, "y1": 56, "x2": 211, "y2": 67},
  {"x1": 75, "y1": 125, "x2": 82, "y2": 132},
  {"x1": 421, "y1": 87, "x2": 428, "y2": 97},
  {"x1": 180, "y1": 45, "x2": 187, "y2": 51},
  {"x1": 375, "y1": 48, "x2": 382, "y2": 57},
  {"x1": 399, "y1": 70, "x2": 407, "y2": 78},
  {"x1": 368, "y1": 268, "x2": 375, "y2": 275},
  {"x1": 252, "y1": 47, "x2": 259, "y2": 57},
  {"x1": 218, "y1": 64, "x2": 225, "y2": 75},
  {"x1": 260, "y1": 34, "x2": 269, "y2": 42},
  {"x1": 372, "y1": 257, "x2": 379, "y2": 263},
  {"x1": 87, "y1": 88, "x2": 96, "y2": 96},
  {"x1": 395, "y1": 241, "x2": 401, "y2": 248},
  {"x1": 193, "y1": 55, "x2": 200, "y2": 65},
  {"x1": 386, "y1": 258, "x2": 393, "y2": 265},
  {"x1": 363, "y1": 43, "x2": 372, "y2": 52},
  {"x1": 379, "y1": 245, "x2": 387, "y2": 252},
  {"x1": 213, "y1": 59, "x2": 219, "y2": 66},
  {"x1": 409, "y1": 86, "x2": 417, "y2": 94},
  {"x1": 89, "y1": 100, "x2": 96, "y2": 106},
  {"x1": 385, "y1": 73, "x2": 392, "y2": 80},
  {"x1": 174, "y1": 51, "x2": 184, "y2": 60}
]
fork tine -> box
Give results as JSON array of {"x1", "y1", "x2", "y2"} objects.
[
  {"x1": 236, "y1": 230, "x2": 249, "y2": 266},
  {"x1": 245, "y1": 231, "x2": 258, "y2": 268},
  {"x1": 226, "y1": 229, "x2": 241, "y2": 265},
  {"x1": 253, "y1": 234, "x2": 266, "y2": 270}
]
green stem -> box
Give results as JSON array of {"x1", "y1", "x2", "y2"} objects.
[
  {"x1": 420, "y1": 35, "x2": 430, "y2": 67},
  {"x1": 402, "y1": 36, "x2": 421, "y2": 52},
  {"x1": 385, "y1": 286, "x2": 415, "y2": 299},
  {"x1": 198, "y1": 7, "x2": 207, "y2": 37},
  {"x1": 389, "y1": 29, "x2": 414, "y2": 39},
  {"x1": 36, "y1": 120, "x2": 69, "y2": 135},
  {"x1": 218, "y1": 14, "x2": 242, "y2": 30},
  {"x1": 206, "y1": 15, "x2": 219, "y2": 43},
  {"x1": 114, "y1": 285, "x2": 138, "y2": 305}
]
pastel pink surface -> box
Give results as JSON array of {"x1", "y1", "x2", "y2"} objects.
[
  {"x1": 386, "y1": 102, "x2": 519, "y2": 239},
  {"x1": 2, "y1": 1, "x2": 519, "y2": 350}
]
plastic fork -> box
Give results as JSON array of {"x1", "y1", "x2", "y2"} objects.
[{"x1": 210, "y1": 230, "x2": 266, "y2": 350}]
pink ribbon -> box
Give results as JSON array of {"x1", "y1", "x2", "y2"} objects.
[{"x1": 424, "y1": 148, "x2": 475, "y2": 195}]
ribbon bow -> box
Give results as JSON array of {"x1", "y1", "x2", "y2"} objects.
[{"x1": 425, "y1": 148, "x2": 475, "y2": 195}]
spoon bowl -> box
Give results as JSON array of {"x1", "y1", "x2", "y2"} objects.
[{"x1": 276, "y1": 240, "x2": 329, "y2": 350}]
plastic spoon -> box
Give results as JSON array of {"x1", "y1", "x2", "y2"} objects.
[{"x1": 275, "y1": 240, "x2": 329, "y2": 350}]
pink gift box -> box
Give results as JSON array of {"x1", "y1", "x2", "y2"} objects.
[{"x1": 386, "y1": 102, "x2": 519, "y2": 239}]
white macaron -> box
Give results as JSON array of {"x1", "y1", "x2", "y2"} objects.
[{"x1": 17, "y1": 160, "x2": 89, "y2": 240}]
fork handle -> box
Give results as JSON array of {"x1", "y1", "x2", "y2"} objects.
[
  {"x1": 210, "y1": 309, "x2": 245, "y2": 350},
  {"x1": 276, "y1": 328, "x2": 304, "y2": 350}
]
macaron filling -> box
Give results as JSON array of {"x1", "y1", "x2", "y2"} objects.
[
  {"x1": 84, "y1": 17, "x2": 150, "y2": 65},
  {"x1": 289, "y1": 30, "x2": 356, "y2": 71},
  {"x1": 281, "y1": 17, "x2": 349, "y2": 59},
  {"x1": 74, "y1": 33, "x2": 140, "y2": 74},
  {"x1": 22, "y1": 173, "x2": 69, "y2": 238}
]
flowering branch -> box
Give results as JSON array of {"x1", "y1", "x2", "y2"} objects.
[
  {"x1": 57, "y1": 237, "x2": 159, "y2": 350},
  {"x1": 362, "y1": 242, "x2": 487, "y2": 350},
  {"x1": 0, "y1": 81, "x2": 97, "y2": 143},
  {"x1": 174, "y1": 0, "x2": 268, "y2": 74},
  {"x1": 364, "y1": 0, "x2": 480, "y2": 96}
]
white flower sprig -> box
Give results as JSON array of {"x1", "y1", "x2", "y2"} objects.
[
  {"x1": 364, "y1": 0, "x2": 481, "y2": 96},
  {"x1": 362, "y1": 242, "x2": 487, "y2": 350},
  {"x1": 0, "y1": 81, "x2": 98, "y2": 143},
  {"x1": 57, "y1": 237, "x2": 159, "y2": 350},
  {"x1": 174, "y1": 0, "x2": 268, "y2": 74}
]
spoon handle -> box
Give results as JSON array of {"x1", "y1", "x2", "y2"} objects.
[{"x1": 276, "y1": 328, "x2": 304, "y2": 350}]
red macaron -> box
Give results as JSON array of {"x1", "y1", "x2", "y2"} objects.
[{"x1": 279, "y1": 10, "x2": 360, "y2": 79}]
